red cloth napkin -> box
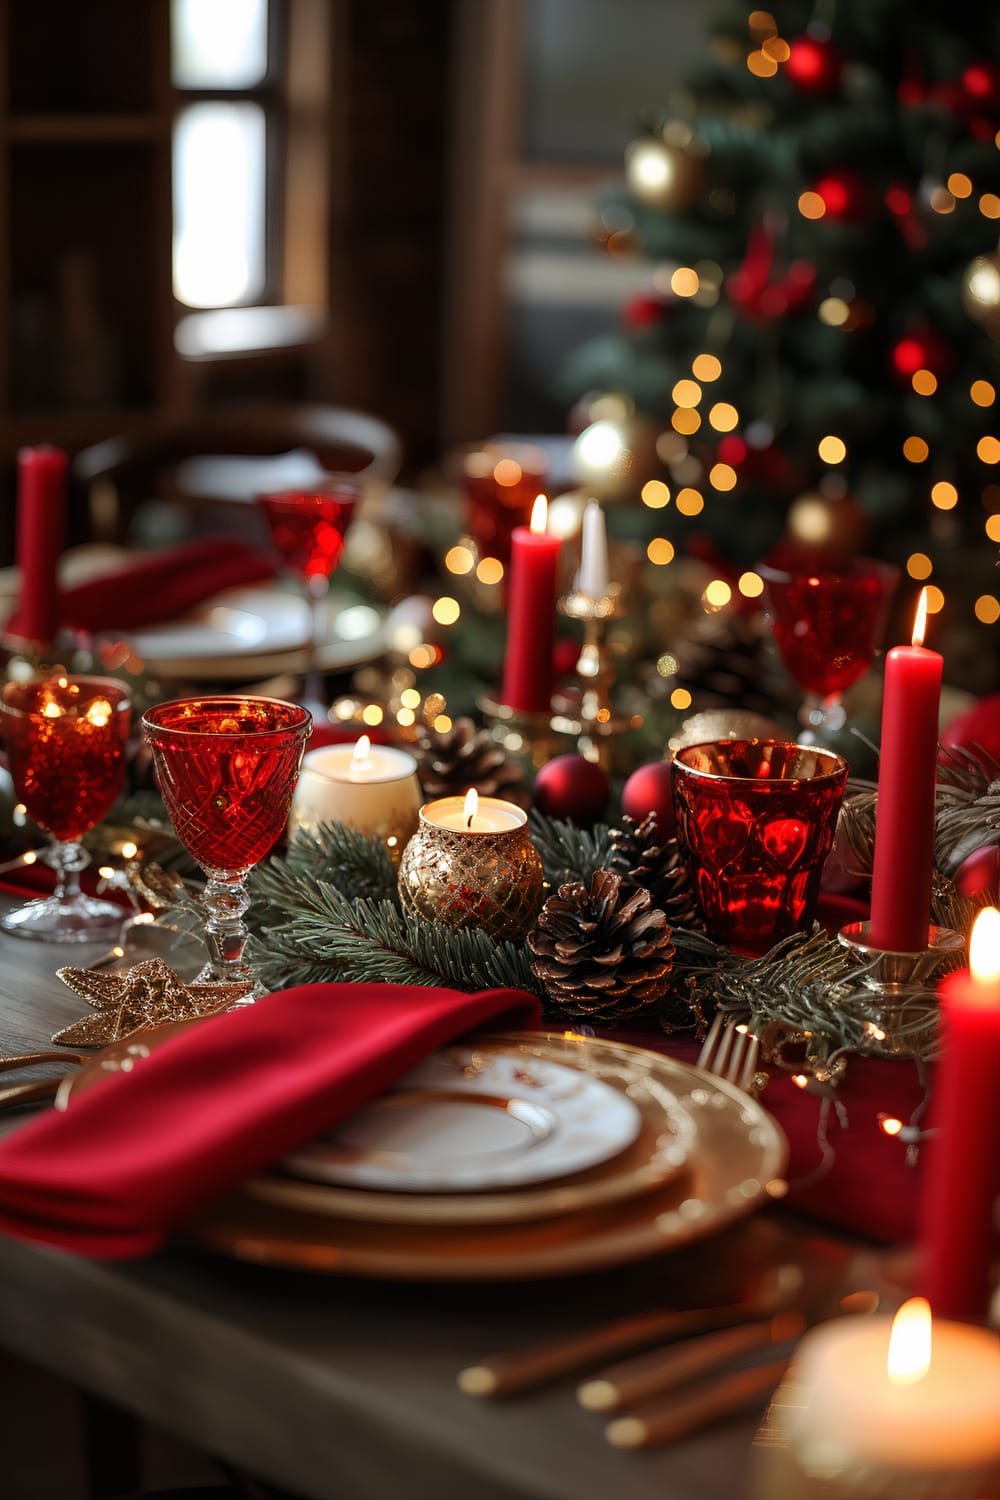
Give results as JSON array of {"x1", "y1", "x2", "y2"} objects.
[
  {"x1": 4, "y1": 538, "x2": 276, "y2": 638},
  {"x1": 0, "y1": 982, "x2": 540, "y2": 1259}
]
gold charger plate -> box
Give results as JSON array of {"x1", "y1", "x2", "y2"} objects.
[
  {"x1": 250, "y1": 1034, "x2": 697, "y2": 1225},
  {"x1": 194, "y1": 1033, "x2": 789, "y2": 1280}
]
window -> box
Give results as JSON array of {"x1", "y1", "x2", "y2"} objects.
[{"x1": 171, "y1": 0, "x2": 274, "y2": 310}]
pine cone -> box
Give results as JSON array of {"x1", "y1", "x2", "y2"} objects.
[
  {"x1": 606, "y1": 814, "x2": 701, "y2": 930},
  {"x1": 414, "y1": 716, "x2": 525, "y2": 801},
  {"x1": 671, "y1": 611, "x2": 792, "y2": 719},
  {"x1": 527, "y1": 868, "x2": 674, "y2": 1022}
]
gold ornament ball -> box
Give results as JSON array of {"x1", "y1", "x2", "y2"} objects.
[
  {"x1": 625, "y1": 134, "x2": 706, "y2": 211},
  {"x1": 572, "y1": 414, "x2": 664, "y2": 504},
  {"x1": 786, "y1": 491, "x2": 870, "y2": 558},
  {"x1": 962, "y1": 251, "x2": 1000, "y2": 337}
]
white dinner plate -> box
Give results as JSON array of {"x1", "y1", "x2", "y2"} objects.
[
  {"x1": 282, "y1": 1043, "x2": 643, "y2": 1193},
  {"x1": 115, "y1": 586, "x2": 387, "y2": 679}
]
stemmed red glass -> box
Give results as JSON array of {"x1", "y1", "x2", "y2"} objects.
[
  {"x1": 758, "y1": 558, "x2": 900, "y2": 742},
  {"x1": 257, "y1": 475, "x2": 361, "y2": 711},
  {"x1": 141, "y1": 695, "x2": 312, "y2": 998},
  {"x1": 1, "y1": 674, "x2": 131, "y2": 941}
]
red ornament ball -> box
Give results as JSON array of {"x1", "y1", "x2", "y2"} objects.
[
  {"x1": 814, "y1": 169, "x2": 870, "y2": 222},
  {"x1": 954, "y1": 844, "x2": 1000, "y2": 903},
  {"x1": 891, "y1": 329, "x2": 952, "y2": 383},
  {"x1": 622, "y1": 293, "x2": 669, "y2": 330},
  {"x1": 785, "y1": 35, "x2": 842, "y2": 95},
  {"x1": 963, "y1": 61, "x2": 1000, "y2": 110},
  {"x1": 621, "y1": 760, "x2": 676, "y2": 840},
  {"x1": 941, "y1": 692, "x2": 1000, "y2": 769},
  {"x1": 533, "y1": 754, "x2": 609, "y2": 825}
]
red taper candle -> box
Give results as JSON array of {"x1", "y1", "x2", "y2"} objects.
[
  {"x1": 500, "y1": 495, "x2": 561, "y2": 714},
  {"x1": 13, "y1": 445, "x2": 67, "y2": 646},
  {"x1": 868, "y1": 588, "x2": 942, "y2": 953},
  {"x1": 919, "y1": 906, "x2": 1000, "y2": 1320}
]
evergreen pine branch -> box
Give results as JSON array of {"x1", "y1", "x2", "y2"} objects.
[
  {"x1": 528, "y1": 810, "x2": 612, "y2": 890},
  {"x1": 283, "y1": 820, "x2": 399, "y2": 902},
  {"x1": 255, "y1": 878, "x2": 541, "y2": 997}
]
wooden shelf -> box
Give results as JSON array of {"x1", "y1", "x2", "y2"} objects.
[{"x1": 7, "y1": 115, "x2": 166, "y2": 144}]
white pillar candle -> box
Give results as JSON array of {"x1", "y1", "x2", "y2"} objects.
[
  {"x1": 288, "y1": 736, "x2": 421, "y2": 850},
  {"x1": 421, "y1": 788, "x2": 525, "y2": 833},
  {"x1": 758, "y1": 1300, "x2": 1000, "y2": 1497},
  {"x1": 575, "y1": 499, "x2": 610, "y2": 599}
]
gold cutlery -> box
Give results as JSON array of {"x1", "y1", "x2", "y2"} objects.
[
  {"x1": 577, "y1": 1312, "x2": 805, "y2": 1412},
  {"x1": 457, "y1": 1264, "x2": 802, "y2": 1398},
  {"x1": 604, "y1": 1358, "x2": 792, "y2": 1449},
  {"x1": 0, "y1": 1050, "x2": 86, "y2": 1111}
]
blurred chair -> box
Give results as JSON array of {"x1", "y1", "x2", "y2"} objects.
[{"x1": 74, "y1": 403, "x2": 403, "y2": 548}]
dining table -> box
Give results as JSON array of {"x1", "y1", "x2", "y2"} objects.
[{"x1": 0, "y1": 894, "x2": 896, "y2": 1500}]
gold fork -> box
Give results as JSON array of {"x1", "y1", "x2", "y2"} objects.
[{"x1": 697, "y1": 1011, "x2": 764, "y2": 1096}]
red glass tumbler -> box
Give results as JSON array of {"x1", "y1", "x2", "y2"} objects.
[
  {"x1": 141, "y1": 695, "x2": 312, "y2": 997},
  {"x1": 671, "y1": 739, "x2": 849, "y2": 955}
]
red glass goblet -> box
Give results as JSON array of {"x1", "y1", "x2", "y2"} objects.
[
  {"x1": 257, "y1": 475, "x2": 362, "y2": 712},
  {"x1": 758, "y1": 558, "x2": 899, "y2": 742},
  {"x1": 450, "y1": 442, "x2": 550, "y2": 566},
  {"x1": 141, "y1": 695, "x2": 312, "y2": 997},
  {"x1": 671, "y1": 739, "x2": 849, "y2": 955},
  {"x1": 1, "y1": 674, "x2": 131, "y2": 941}
]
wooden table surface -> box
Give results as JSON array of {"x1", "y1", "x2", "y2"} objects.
[{"x1": 0, "y1": 905, "x2": 863, "y2": 1500}]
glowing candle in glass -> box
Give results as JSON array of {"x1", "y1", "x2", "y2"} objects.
[
  {"x1": 397, "y1": 788, "x2": 543, "y2": 939},
  {"x1": 1, "y1": 674, "x2": 131, "y2": 941},
  {"x1": 288, "y1": 734, "x2": 421, "y2": 856}
]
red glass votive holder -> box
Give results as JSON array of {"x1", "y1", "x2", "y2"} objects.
[
  {"x1": 452, "y1": 442, "x2": 550, "y2": 565},
  {"x1": 671, "y1": 739, "x2": 849, "y2": 956}
]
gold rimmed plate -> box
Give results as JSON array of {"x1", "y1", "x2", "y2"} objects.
[
  {"x1": 197, "y1": 1034, "x2": 788, "y2": 1280},
  {"x1": 280, "y1": 1042, "x2": 645, "y2": 1195},
  {"x1": 254, "y1": 1035, "x2": 696, "y2": 1225},
  {"x1": 59, "y1": 1028, "x2": 787, "y2": 1279}
]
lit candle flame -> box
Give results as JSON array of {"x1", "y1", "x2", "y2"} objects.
[
  {"x1": 464, "y1": 787, "x2": 479, "y2": 829},
  {"x1": 86, "y1": 698, "x2": 112, "y2": 728},
  {"x1": 912, "y1": 587, "x2": 929, "y2": 647},
  {"x1": 352, "y1": 734, "x2": 372, "y2": 764},
  {"x1": 970, "y1": 906, "x2": 1000, "y2": 982},
  {"x1": 530, "y1": 494, "x2": 548, "y2": 534},
  {"x1": 887, "y1": 1297, "x2": 932, "y2": 1385}
]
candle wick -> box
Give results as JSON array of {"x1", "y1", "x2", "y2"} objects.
[{"x1": 466, "y1": 814, "x2": 474, "y2": 830}]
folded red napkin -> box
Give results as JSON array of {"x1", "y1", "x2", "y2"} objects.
[
  {"x1": 5, "y1": 537, "x2": 276, "y2": 638},
  {"x1": 0, "y1": 982, "x2": 540, "y2": 1259}
]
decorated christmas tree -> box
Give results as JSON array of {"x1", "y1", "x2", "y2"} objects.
[{"x1": 560, "y1": 0, "x2": 1000, "y2": 700}]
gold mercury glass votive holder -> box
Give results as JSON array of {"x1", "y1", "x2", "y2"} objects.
[{"x1": 397, "y1": 796, "x2": 544, "y2": 941}]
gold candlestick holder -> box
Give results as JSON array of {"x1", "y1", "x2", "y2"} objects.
[
  {"x1": 836, "y1": 921, "x2": 965, "y2": 1059},
  {"x1": 477, "y1": 694, "x2": 564, "y2": 771},
  {"x1": 549, "y1": 585, "x2": 641, "y2": 769}
]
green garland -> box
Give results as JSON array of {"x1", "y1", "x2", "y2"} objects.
[{"x1": 234, "y1": 756, "x2": 1000, "y2": 1079}]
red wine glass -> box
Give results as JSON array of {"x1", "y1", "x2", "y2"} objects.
[
  {"x1": 257, "y1": 475, "x2": 362, "y2": 712},
  {"x1": 1, "y1": 674, "x2": 131, "y2": 941},
  {"x1": 758, "y1": 558, "x2": 900, "y2": 742},
  {"x1": 141, "y1": 695, "x2": 312, "y2": 997}
]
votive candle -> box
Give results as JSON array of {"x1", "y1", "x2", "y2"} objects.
[
  {"x1": 287, "y1": 735, "x2": 421, "y2": 854},
  {"x1": 754, "y1": 1300, "x2": 1000, "y2": 1498}
]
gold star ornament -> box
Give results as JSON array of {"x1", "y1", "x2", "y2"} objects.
[{"x1": 52, "y1": 958, "x2": 253, "y2": 1046}]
